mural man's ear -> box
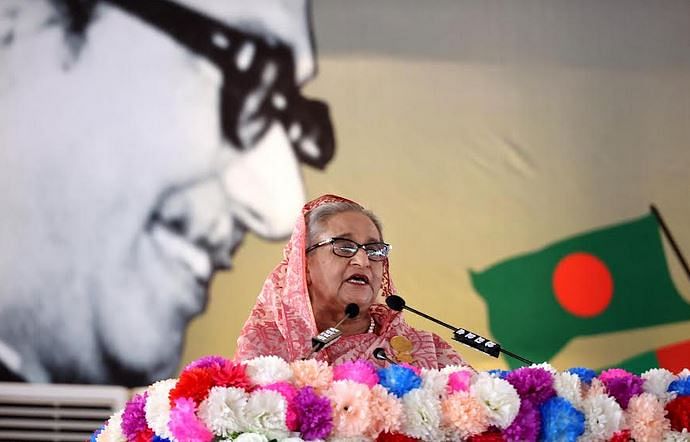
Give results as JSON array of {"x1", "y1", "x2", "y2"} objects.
[{"x1": 306, "y1": 265, "x2": 312, "y2": 286}]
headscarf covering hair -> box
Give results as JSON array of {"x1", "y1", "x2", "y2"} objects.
[{"x1": 235, "y1": 195, "x2": 385, "y2": 361}]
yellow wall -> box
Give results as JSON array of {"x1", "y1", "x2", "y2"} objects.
[{"x1": 183, "y1": 2, "x2": 690, "y2": 372}]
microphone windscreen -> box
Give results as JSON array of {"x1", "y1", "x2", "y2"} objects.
[
  {"x1": 344, "y1": 303, "x2": 360, "y2": 318},
  {"x1": 385, "y1": 295, "x2": 405, "y2": 311},
  {"x1": 373, "y1": 347, "x2": 388, "y2": 361}
]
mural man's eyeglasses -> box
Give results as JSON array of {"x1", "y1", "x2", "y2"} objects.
[
  {"x1": 306, "y1": 237, "x2": 391, "y2": 261},
  {"x1": 104, "y1": 0, "x2": 335, "y2": 169}
]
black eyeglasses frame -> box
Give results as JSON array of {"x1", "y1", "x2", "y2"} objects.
[
  {"x1": 102, "y1": 0, "x2": 335, "y2": 169},
  {"x1": 306, "y1": 237, "x2": 391, "y2": 261}
]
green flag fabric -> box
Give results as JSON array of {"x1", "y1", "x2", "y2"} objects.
[
  {"x1": 470, "y1": 213, "x2": 690, "y2": 368},
  {"x1": 610, "y1": 339, "x2": 690, "y2": 374}
]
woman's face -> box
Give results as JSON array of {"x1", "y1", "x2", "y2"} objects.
[{"x1": 306, "y1": 211, "x2": 384, "y2": 320}]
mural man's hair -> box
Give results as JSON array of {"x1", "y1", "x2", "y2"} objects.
[
  {"x1": 47, "y1": 0, "x2": 98, "y2": 55},
  {"x1": 51, "y1": 0, "x2": 98, "y2": 37}
]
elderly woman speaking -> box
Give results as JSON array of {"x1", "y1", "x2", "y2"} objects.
[{"x1": 235, "y1": 195, "x2": 466, "y2": 369}]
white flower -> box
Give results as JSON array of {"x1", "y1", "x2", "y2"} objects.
[
  {"x1": 244, "y1": 389, "x2": 289, "y2": 440},
  {"x1": 144, "y1": 378, "x2": 177, "y2": 440},
  {"x1": 642, "y1": 368, "x2": 678, "y2": 405},
  {"x1": 245, "y1": 355, "x2": 293, "y2": 386},
  {"x1": 585, "y1": 378, "x2": 607, "y2": 398},
  {"x1": 401, "y1": 388, "x2": 442, "y2": 441},
  {"x1": 96, "y1": 411, "x2": 126, "y2": 442},
  {"x1": 279, "y1": 437, "x2": 308, "y2": 442},
  {"x1": 554, "y1": 371, "x2": 583, "y2": 409},
  {"x1": 234, "y1": 433, "x2": 269, "y2": 442},
  {"x1": 663, "y1": 428, "x2": 690, "y2": 442},
  {"x1": 530, "y1": 362, "x2": 558, "y2": 375},
  {"x1": 420, "y1": 368, "x2": 448, "y2": 398},
  {"x1": 440, "y1": 365, "x2": 474, "y2": 376},
  {"x1": 580, "y1": 393, "x2": 625, "y2": 441},
  {"x1": 198, "y1": 386, "x2": 249, "y2": 437},
  {"x1": 678, "y1": 369, "x2": 690, "y2": 379},
  {"x1": 470, "y1": 372, "x2": 520, "y2": 429}
]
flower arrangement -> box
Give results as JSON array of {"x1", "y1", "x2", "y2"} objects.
[{"x1": 93, "y1": 356, "x2": 690, "y2": 442}]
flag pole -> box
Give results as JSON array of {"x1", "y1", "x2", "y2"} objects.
[{"x1": 650, "y1": 204, "x2": 690, "y2": 282}]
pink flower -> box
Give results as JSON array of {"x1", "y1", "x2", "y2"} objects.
[
  {"x1": 366, "y1": 384, "x2": 403, "y2": 438},
  {"x1": 441, "y1": 391, "x2": 490, "y2": 439},
  {"x1": 327, "y1": 380, "x2": 372, "y2": 437},
  {"x1": 600, "y1": 368, "x2": 629, "y2": 379},
  {"x1": 168, "y1": 398, "x2": 213, "y2": 442},
  {"x1": 627, "y1": 392, "x2": 671, "y2": 440},
  {"x1": 290, "y1": 359, "x2": 333, "y2": 393},
  {"x1": 447, "y1": 371, "x2": 472, "y2": 393},
  {"x1": 333, "y1": 360, "x2": 379, "y2": 387}
]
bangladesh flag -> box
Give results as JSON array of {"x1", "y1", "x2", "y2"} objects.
[
  {"x1": 470, "y1": 213, "x2": 690, "y2": 369},
  {"x1": 607, "y1": 339, "x2": 690, "y2": 374}
]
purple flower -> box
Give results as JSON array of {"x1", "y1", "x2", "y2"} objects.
[
  {"x1": 599, "y1": 368, "x2": 644, "y2": 409},
  {"x1": 504, "y1": 399, "x2": 541, "y2": 441},
  {"x1": 184, "y1": 355, "x2": 228, "y2": 370},
  {"x1": 295, "y1": 386, "x2": 333, "y2": 441},
  {"x1": 506, "y1": 367, "x2": 556, "y2": 405},
  {"x1": 120, "y1": 392, "x2": 149, "y2": 440}
]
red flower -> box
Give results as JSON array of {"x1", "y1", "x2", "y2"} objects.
[
  {"x1": 134, "y1": 428, "x2": 154, "y2": 442},
  {"x1": 375, "y1": 432, "x2": 420, "y2": 441},
  {"x1": 609, "y1": 429, "x2": 632, "y2": 441},
  {"x1": 467, "y1": 429, "x2": 506, "y2": 442},
  {"x1": 213, "y1": 360, "x2": 253, "y2": 391},
  {"x1": 169, "y1": 367, "x2": 215, "y2": 407},
  {"x1": 666, "y1": 395, "x2": 690, "y2": 432}
]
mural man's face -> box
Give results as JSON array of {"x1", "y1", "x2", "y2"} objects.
[{"x1": 0, "y1": 0, "x2": 329, "y2": 384}]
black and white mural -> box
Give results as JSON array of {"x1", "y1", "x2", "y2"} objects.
[{"x1": 0, "y1": 0, "x2": 333, "y2": 386}]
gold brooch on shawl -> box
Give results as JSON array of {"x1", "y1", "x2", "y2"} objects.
[{"x1": 390, "y1": 335, "x2": 415, "y2": 363}]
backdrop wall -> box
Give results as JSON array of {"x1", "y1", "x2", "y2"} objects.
[
  {"x1": 2, "y1": 0, "x2": 688, "y2": 385},
  {"x1": 184, "y1": 0, "x2": 690, "y2": 372}
]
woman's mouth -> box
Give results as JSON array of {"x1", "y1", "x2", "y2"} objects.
[{"x1": 346, "y1": 274, "x2": 370, "y2": 285}]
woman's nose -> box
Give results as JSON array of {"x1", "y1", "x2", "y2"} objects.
[{"x1": 349, "y1": 247, "x2": 371, "y2": 267}]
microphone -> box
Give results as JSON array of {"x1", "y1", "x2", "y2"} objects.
[
  {"x1": 305, "y1": 303, "x2": 360, "y2": 359},
  {"x1": 373, "y1": 347, "x2": 396, "y2": 365},
  {"x1": 385, "y1": 295, "x2": 533, "y2": 365}
]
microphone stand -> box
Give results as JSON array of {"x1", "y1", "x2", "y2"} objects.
[
  {"x1": 400, "y1": 303, "x2": 534, "y2": 366},
  {"x1": 303, "y1": 303, "x2": 360, "y2": 360}
]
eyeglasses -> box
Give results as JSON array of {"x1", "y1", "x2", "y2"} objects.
[
  {"x1": 103, "y1": 0, "x2": 335, "y2": 170},
  {"x1": 306, "y1": 237, "x2": 391, "y2": 261}
]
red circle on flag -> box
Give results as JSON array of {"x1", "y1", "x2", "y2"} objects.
[{"x1": 552, "y1": 252, "x2": 614, "y2": 318}]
